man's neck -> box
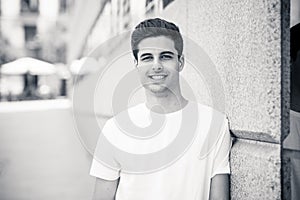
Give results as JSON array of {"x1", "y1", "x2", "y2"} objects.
[{"x1": 145, "y1": 89, "x2": 188, "y2": 114}]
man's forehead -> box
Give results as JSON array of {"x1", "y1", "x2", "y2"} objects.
[{"x1": 137, "y1": 36, "x2": 177, "y2": 54}]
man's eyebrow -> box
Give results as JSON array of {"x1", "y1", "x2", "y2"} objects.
[
  {"x1": 140, "y1": 53, "x2": 153, "y2": 57},
  {"x1": 160, "y1": 51, "x2": 175, "y2": 55}
]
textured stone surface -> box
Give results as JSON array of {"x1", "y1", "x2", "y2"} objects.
[
  {"x1": 282, "y1": 151, "x2": 292, "y2": 200},
  {"x1": 280, "y1": 0, "x2": 291, "y2": 142},
  {"x1": 230, "y1": 139, "x2": 281, "y2": 200},
  {"x1": 163, "y1": 0, "x2": 289, "y2": 143}
]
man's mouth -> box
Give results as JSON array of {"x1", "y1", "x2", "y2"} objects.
[{"x1": 148, "y1": 74, "x2": 168, "y2": 80}]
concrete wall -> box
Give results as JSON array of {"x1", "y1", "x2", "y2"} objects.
[{"x1": 160, "y1": 0, "x2": 290, "y2": 199}]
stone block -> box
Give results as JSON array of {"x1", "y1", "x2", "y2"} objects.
[{"x1": 230, "y1": 139, "x2": 281, "y2": 200}]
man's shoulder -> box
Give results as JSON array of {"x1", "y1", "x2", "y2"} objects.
[{"x1": 192, "y1": 102, "x2": 226, "y2": 119}]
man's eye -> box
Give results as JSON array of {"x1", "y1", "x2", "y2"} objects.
[
  {"x1": 141, "y1": 56, "x2": 153, "y2": 61},
  {"x1": 161, "y1": 55, "x2": 173, "y2": 60}
]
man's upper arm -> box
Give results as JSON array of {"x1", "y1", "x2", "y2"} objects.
[
  {"x1": 92, "y1": 177, "x2": 119, "y2": 200},
  {"x1": 209, "y1": 174, "x2": 229, "y2": 200},
  {"x1": 209, "y1": 116, "x2": 231, "y2": 200}
]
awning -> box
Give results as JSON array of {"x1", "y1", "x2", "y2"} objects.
[{"x1": 1, "y1": 57, "x2": 56, "y2": 76}]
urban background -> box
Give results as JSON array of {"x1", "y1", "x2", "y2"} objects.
[{"x1": 0, "y1": 0, "x2": 299, "y2": 199}]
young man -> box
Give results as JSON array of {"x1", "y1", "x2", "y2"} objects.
[{"x1": 90, "y1": 18, "x2": 232, "y2": 200}]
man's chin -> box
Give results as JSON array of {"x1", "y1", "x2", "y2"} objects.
[{"x1": 146, "y1": 85, "x2": 168, "y2": 94}]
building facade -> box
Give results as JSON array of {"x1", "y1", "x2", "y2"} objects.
[{"x1": 0, "y1": 0, "x2": 73, "y2": 63}]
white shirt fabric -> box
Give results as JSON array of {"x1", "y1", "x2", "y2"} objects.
[{"x1": 90, "y1": 102, "x2": 232, "y2": 200}]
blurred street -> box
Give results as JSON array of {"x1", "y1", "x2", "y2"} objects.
[{"x1": 0, "y1": 100, "x2": 94, "y2": 200}]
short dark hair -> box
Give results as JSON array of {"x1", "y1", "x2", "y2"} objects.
[{"x1": 131, "y1": 18, "x2": 183, "y2": 60}]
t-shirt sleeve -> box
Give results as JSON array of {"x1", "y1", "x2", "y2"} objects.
[
  {"x1": 211, "y1": 117, "x2": 232, "y2": 178},
  {"x1": 90, "y1": 119, "x2": 121, "y2": 181}
]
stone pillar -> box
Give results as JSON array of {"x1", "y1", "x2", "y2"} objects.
[{"x1": 162, "y1": 0, "x2": 290, "y2": 199}]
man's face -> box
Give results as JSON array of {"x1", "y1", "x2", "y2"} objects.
[{"x1": 135, "y1": 36, "x2": 184, "y2": 94}]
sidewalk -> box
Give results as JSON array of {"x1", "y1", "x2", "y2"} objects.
[
  {"x1": 0, "y1": 99, "x2": 71, "y2": 112},
  {"x1": 0, "y1": 99, "x2": 95, "y2": 200}
]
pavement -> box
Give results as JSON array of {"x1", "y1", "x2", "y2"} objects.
[{"x1": 0, "y1": 99, "x2": 95, "y2": 200}]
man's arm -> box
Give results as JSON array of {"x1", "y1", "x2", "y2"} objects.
[
  {"x1": 92, "y1": 177, "x2": 119, "y2": 200},
  {"x1": 209, "y1": 174, "x2": 230, "y2": 200}
]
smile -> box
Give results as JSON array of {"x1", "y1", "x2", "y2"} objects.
[{"x1": 148, "y1": 74, "x2": 167, "y2": 80}]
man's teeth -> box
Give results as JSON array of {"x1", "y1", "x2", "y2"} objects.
[{"x1": 151, "y1": 75, "x2": 165, "y2": 80}]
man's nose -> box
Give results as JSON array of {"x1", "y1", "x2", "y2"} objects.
[{"x1": 152, "y1": 60, "x2": 163, "y2": 71}]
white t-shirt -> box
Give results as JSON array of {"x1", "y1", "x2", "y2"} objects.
[{"x1": 90, "y1": 102, "x2": 232, "y2": 200}]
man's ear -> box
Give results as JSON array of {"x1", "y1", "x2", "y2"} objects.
[{"x1": 178, "y1": 54, "x2": 184, "y2": 72}]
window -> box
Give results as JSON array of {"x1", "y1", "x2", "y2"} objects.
[
  {"x1": 20, "y1": 0, "x2": 39, "y2": 13},
  {"x1": 24, "y1": 25, "x2": 37, "y2": 42},
  {"x1": 60, "y1": 0, "x2": 67, "y2": 13}
]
